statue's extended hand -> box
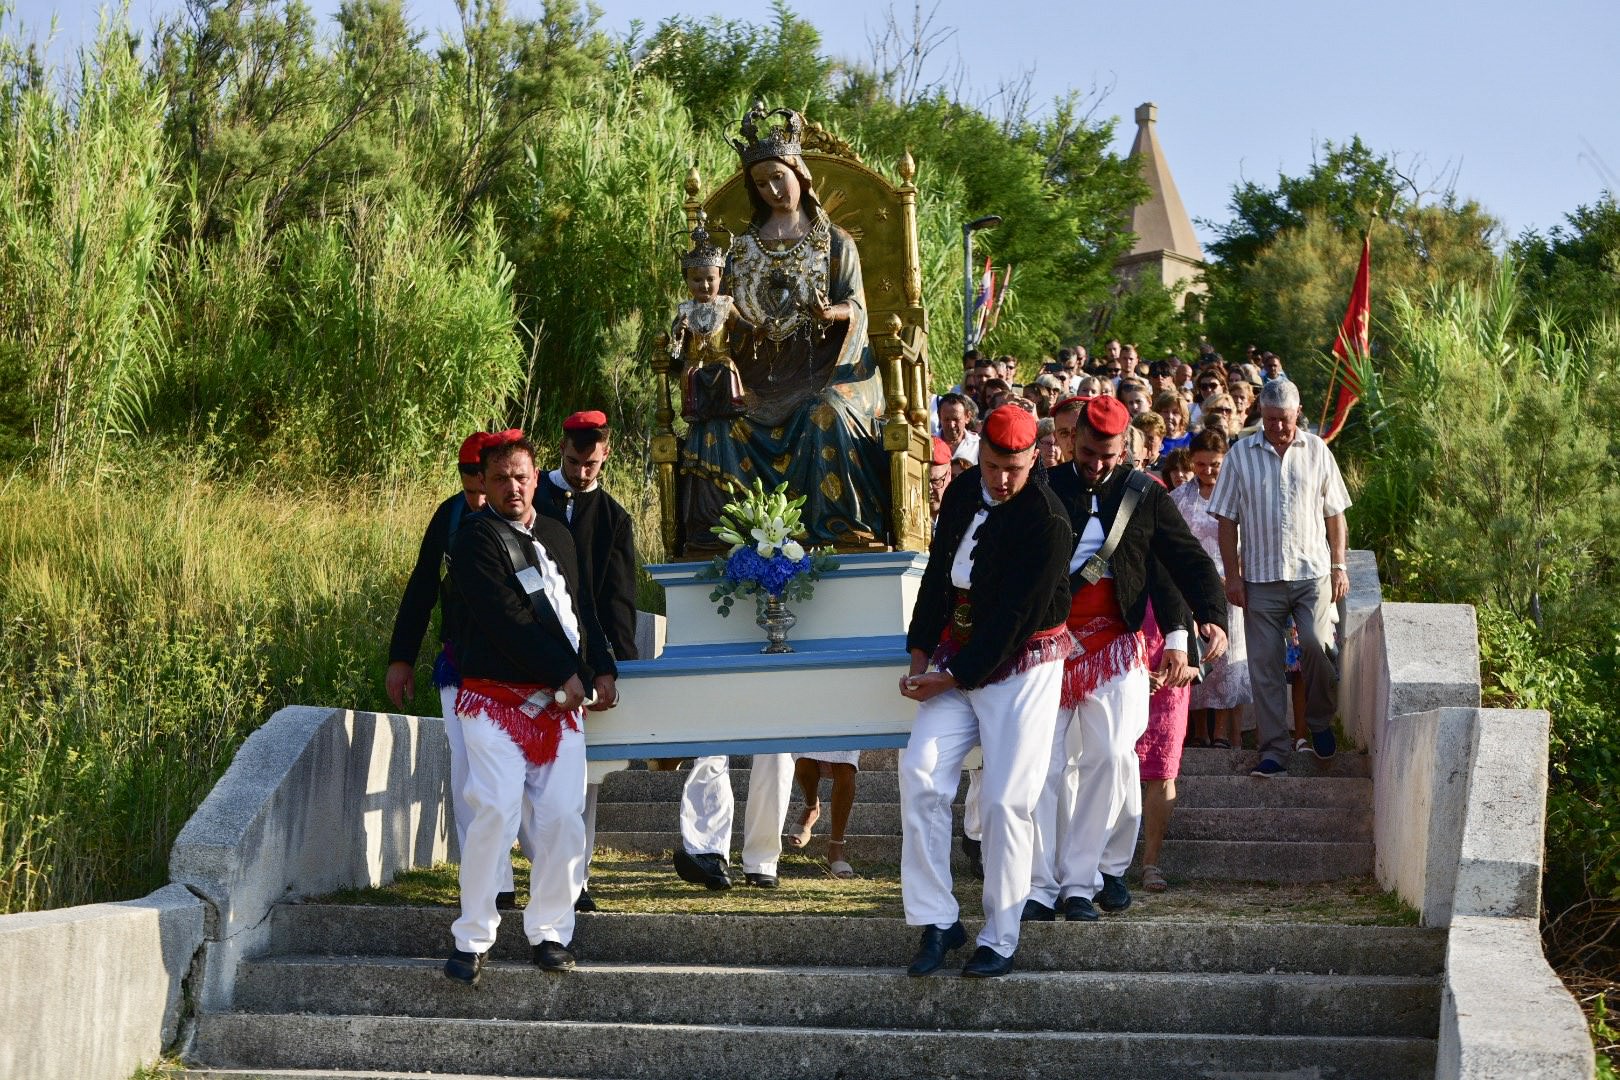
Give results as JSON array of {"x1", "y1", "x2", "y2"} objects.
[{"x1": 809, "y1": 292, "x2": 849, "y2": 323}]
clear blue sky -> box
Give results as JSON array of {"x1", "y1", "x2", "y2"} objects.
[{"x1": 14, "y1": 0, "x2": 1619, "y2": 248}]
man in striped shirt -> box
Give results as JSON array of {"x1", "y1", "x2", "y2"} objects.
[{"x1": 1207, "y1": 379, "x2": 1352, "y2": 778}]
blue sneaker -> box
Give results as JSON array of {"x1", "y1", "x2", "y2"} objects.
[
  {"x1": 1250, "y1": 758, "x2": 1286, "y2": 778},
  {"x1": 1311, "y1": 729, "x2": 1337, "y2": 761}
]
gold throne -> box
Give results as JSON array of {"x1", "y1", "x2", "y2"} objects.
[{"x1": 650, "y1": 125, "x2": 935, "y2": 558}]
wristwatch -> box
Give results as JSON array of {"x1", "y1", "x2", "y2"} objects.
[{"x1": 1330, "y1": 562, "x2": 1348, "y2": 571}]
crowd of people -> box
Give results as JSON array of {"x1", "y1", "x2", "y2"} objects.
[{"x1": 385, "y1": 338, "x2": 1350, "y2": 984}]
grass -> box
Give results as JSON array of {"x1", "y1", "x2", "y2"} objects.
[
  {"x1": 0, "y1": 466, "x2": 427, "y2": 913},
  {"x1": 325, "y1": 848, "x2": 1420, "y2": 927}
]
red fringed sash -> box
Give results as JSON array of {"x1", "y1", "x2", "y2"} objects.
[
  {"x1": 932, "y1": 590, "x2": 1076, "y2": 687},
  {"x1": 455, "y1": 678, "x2": 580, "y2": 767},
  {"x1": 1060, "y1": 579, "x2": 1147, "y2": 710}
]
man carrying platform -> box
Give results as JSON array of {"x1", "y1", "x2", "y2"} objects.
[
  {"x1": 386, "y1": 428, "x2": 527, "y2": 909},
  {"x1": 897, "y1": 404, "x2": 1075, "y2": 979},
  {"x1": 442, "y1": 435, "x2": 618, "y2": 983},
  {"x1": 1027, "y1": 395, "x2": 1227, "y2": 922},
  {"x1": 535, "y1": 410, "x2": 640, "y2": 911}
]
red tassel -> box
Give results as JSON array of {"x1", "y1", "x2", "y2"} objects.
[
  {"x1": 1060, "y1": 623, "x2": 1146, "y2": 710},
  {"x1": 454, "y1": 680, "x2": 580, "y2": 767},
  {"x1": 933, "y1": 625, "x2": 1075, "y2": 687}
]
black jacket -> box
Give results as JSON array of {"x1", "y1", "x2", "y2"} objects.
[
  {"x1": 906, "y1": 467, "x2": 1074, "y2": 689},
  {"x1": 1046, "y1": 462, "x2": 1227, "y2": 635},
  {"x1": 536, "y1": 473, "x2": 640, "y2": 660},
  {"x1": 387, "y1": 491, "x2": 477, "y2": 665},
  {"x1": 448, "y1": 508, "x2": 617, "y2": 689}
]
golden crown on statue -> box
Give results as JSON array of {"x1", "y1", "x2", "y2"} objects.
[
  {"x1": 679, "y1": 209, "x2": 727, "y2": 271},
  {"x1": 731, "y1": 101, "x2": 803, "y2": 165}
]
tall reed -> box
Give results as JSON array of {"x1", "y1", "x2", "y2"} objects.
[
  {"x1": 0, "y1": 19, "x2": 171, "y2": 478},
  {"x1": 0, "y1": 466, "x2": 426, "y2": 912}
]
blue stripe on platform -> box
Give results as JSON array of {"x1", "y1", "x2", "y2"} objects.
[
  {"x1": 645, "y1": 550, "x2": 928, "y2": 586},
  {"x1": 617, "y1": 635, "x2": 910, "y2": 676},
  {"x1": 586, "y1": 731, "x2": 910, "y2": 759}
]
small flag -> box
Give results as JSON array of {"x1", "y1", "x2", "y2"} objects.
[{"x1": 1322, "y1": 235, "x2": 1371, "y2": 442}]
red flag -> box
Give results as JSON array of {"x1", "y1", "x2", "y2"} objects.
[{"x1": 1321, "y1": 235, "x2": 1371, "y2": 442}]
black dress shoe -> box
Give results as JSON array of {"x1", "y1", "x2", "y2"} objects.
[
  {"x1": 444, "y1": 947, "x2": 486, "y2": 985},
  {"x1": 744, "y1": 872, "x2": 779, "y2": 888},
  {"x1": 1063, "y1": 895, "x2": 1099, "y2": 922},
  {"x1": 1020, "y1": 898, "x2": 1057, "y2": 922},
  {"x1": 574, "y1": 887, "x2": 597, "y2": 912},
  {"x1": 961, "y1": 836, "x2": 985, "y2": 880},
  {"x1": 673, "y1": 848, "x2": 731, "y2": 890},
  {"x1": 906, "y1": 921, "x2": 967, "y2": 976},
  {"x1": 961, "y1": 945, "x2": 1015, "y2": 978},
  {"x1": 495, "y1": 890, "x2": 518, "y2": 910},
  {"x1": 533, "y1": 940, "x2": 576, "y2": 972},
  {"x1": 1098, "y1": 873, "x2": 1132, "y2": 912}
]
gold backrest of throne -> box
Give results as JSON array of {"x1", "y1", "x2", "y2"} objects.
[{"x1": 648, "y1": 125, "x2": 935, "y2": 557}]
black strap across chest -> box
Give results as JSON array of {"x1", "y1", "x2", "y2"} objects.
[{"x1": 490, "y1": 521, "x2": 579, "y2": 665}]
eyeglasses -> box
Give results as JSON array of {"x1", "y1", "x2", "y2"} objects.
[{"x1": 1207, "y1": 406, "x2": 1235, "y2": 416}]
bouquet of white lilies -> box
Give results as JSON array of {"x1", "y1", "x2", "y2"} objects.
[{"x1": 696, "y1": 480, "x2": 838, "y2": 616}]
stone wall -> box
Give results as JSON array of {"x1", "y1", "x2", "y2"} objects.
[
  {"x1": 0, "y1": 884, "x2": 205, "y2": 1080},
  {"x1": 1339, "y1": 561, "x2": 1593, "y2": 1079},
  {"x1": 169, "y1": 706, "x2": 455, "y2": 1011}
]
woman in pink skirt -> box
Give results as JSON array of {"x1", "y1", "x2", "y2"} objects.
[{"x1": 1135, "y1": 602, "x2": 1190, "y2": 892}]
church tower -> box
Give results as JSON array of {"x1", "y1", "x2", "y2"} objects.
[{"x1": 1115, "y1": 102, "x2": 1206, "y2": 310}]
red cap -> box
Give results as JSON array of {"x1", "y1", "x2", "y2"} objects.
[
  {"x1": 981, "y1": 404, "x2": 1039, "y2": 453},
  {"x1": 489, "y1": 427, "x2": 524, "y2": 447},
  {"x1": 1081, "y1": 395, "x2": 1131, "y2": 437},
  {"x1": 931, "y1": 436, "x2": 952, "y2": 466},
  {"x1": 1051, "y1": 394, "x2": 1087, "y2": 416},
  {"x1": 458, "y1": 432, "x2": 490, "y2": 466},
  {"x1": 563, "y1": 409, "x2": 609, "y2": 432}
]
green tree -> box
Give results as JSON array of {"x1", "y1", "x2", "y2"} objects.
[
  {"x1": 1208, "y1": 197, "x2": 1498, "y2": 411},
  {"x1": 1091, "y1": 275, "x2": 1194, "y2": 360},
  {"x1": 631, "y1": 1, "x2": 833, "y2": 131},
  {"x1": 1513, "y1": 192, "x2": 1620, "y2": 332},
  {"x1": 1200, "y1": 135, "x2": 1504, "y2": 392}
]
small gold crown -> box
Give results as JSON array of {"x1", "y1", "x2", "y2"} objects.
[
  {"x1": 731, "y1": 100, "x2": 803, "y2": 166},
  {"x1": 680, "y1": 210, "x2": 726, "y2": 271}
]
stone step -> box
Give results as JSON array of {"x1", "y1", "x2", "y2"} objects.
[
  {"x1": 740, "y1": 747, "x2": 1371, "y2": 778},
  {"x1": 183, "y1": 1072, "x2": 590, "y2": 1080},
  {"x1": 597, "y1": 769, "x2": 1373, "y2": 809},
  {"x1": 232, "y1": 955, "x2": 1439, "y2": 1038},
  {"x1": 592, "y1": 832, "x2": 1374, "y2": 881},
  {"x1": 270, "y1": 906, "x2": 1445, "y2": 978},
  {"x1": 1177, "y1": 747, "x2": 1370, "y2": 778},
  {"x1": 593, "y1": 802, "x2": 1371, "y2": 842},
  {"x1": 192, "y1": 1013, "x2": 1437, "y2": 1080}
]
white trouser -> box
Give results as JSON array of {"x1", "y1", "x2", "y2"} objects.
[
  {"x1": 962, "y1": 769, "x2": 983, "y2": 842},
  {"x1": 1028, "y1": 665, "x2": 1150, "y2": 905},
  {"x1": 679, "y1": 753, "x2": 794, "y2": 875},
  {"x1": 441, "y1": 686, "x2": 515, "y2": 895},
  {"x1": 451, "y1": 712, "x2": 586, "y2": 953},
  {"x1": 447, "y1": 684, "x2": 596, "y2": 886},
  {"x1": 900, "y1": 660, "x2": 1063, "y2": 958}
]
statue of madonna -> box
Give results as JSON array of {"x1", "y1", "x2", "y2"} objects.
[{"x1": 678, "y1": 104, "x2": 890, "y2": 553}]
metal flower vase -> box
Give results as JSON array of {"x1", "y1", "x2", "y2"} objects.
[{"x1": 756, "y1": 594, "x2": 797, "y2": 654}]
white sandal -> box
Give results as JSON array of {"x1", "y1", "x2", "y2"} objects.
[{"x1": 826, "y1": 841, "x2": 856, "y2": 879}]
